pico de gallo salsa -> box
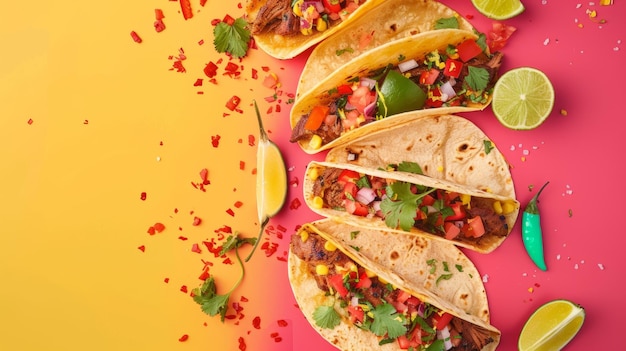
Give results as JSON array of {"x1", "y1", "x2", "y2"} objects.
[
  {"x1": 290, "y1": 229, "x2": 497, "y2": 350},
  {"x1": 251, "y1": 0, "x2": 367, "y2": 36},
  {"x1": 290, "y1": 38, "x2": 503, "y2": 150},
  {"x1": 309, "y1": 164, "x2": 516, "y2": 243}
]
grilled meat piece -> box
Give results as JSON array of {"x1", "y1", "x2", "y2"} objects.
[
  {"x1": 450, "y1": 317, "x2": 495, "y2": 351},
  {"x1": 466, "y1": 197, "x2": 509, "y2": 237},
  {"x1": 251, "y1": 0, "x2": 300, "y2": 35},
  {"x1": 312, "y1": 167, "x2": 345, "y2": 209}
]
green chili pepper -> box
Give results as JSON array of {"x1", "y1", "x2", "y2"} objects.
[{"x1": 522, "y1": 181, "x2": 549, "y2": 271}]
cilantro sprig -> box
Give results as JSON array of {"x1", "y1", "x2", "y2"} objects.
[
  {"x1": 213, "y1": 18, "x2": 251, "y2": 58},
  {"x1": 192, "y1": 234, "x2": 256, "y2": 321},
  {"x1": 380, "y1": 182, "x2": 436, "y2": 231}
]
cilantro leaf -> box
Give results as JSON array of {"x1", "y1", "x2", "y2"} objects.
[
  {"x1": 369, "y1": 304, "x2": 406, "y2": 338},
  {"x1": 434, "y1": 17, "x2": 459, "y2": 29},
  {"x1": 396, "y1": 161, "x2": 423, "y2": 175},
  {"x1": 380, "y1": 182, "x2": 435, "y2": 231},
  {"x1": 213, "y1": 18, "x2": 251, "y2": 58},
  {"x1": 202, "y1": 294, "x2": 230, "y2": 321},
  {"x1": 465, "y1": 66, "x2": 490, "y2": 92},
  {"x1": 192, "y1": 276, "x2": 217, "y2": 305},
  {"x1": 313, "y1": 305, "x2": 341, "y2": 329},
  {"x1": 483, "y1": 140, "x2": 494, "y2": 155}
]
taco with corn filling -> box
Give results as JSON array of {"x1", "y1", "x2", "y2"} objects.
[
  {"x1": 289, "y1": 29, "x2": 503, "y2": 154},
  {"x1": 289, "y1": 222, "x2": 501, "y2": 350},
  {"x1": 303, "y1": 161, "x2": 520, "y2": 253}
]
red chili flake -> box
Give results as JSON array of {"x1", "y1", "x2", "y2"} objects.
[
  {"x1": 262, "y1": 242, "x2": 279, "y2": 257},
  {"x1": 226, "y1": 208, "x2": 235, "y2": 217},
  {"x1": 200, "y1": 0, "x2": 207, "y2": 6},
  {"x1": 193, "y1": 78, "x2": 203, "y2": 86},
  {"x1": 138, "y1": 245, "x2": 146, "y2": 252},
  {"x1": 164, "y1": 277, "x2": 170, "y2": 283},
  {"x1": 130, "y1": 31, "x2": 142, "y2": 43},
  {"x1": 251, "y1": 68, "x2": 258, "y2": 80},
  {"x1": 248, "y1": 134, "x2": 255, "y2": 146},
  {"x1": 211, "y1": 135, "x2": 221, "y2": 147},
  {"x1": 266, "y1": 106, "x2": 274, "y2": 114},
  {"x1": 275, "y1": 104, "x2": 281, "y2": 113},
  {"x1": 226, "y1": 95, "x2": 241, "y2": 111},
  {"x1": 198, "y1": 268, "x2": 210, "y2": 280},
  {"x1": 262, "y1": 66, "x2": 270, "y2": 72},
  {"x1": 264, "y1": 95, "x2": 277, "y2": 103},
  {"x1": 180, "y1": 285, "x2": 188, "y2": 293},
  {"x1": 237, "y1": 2, "x2": 243, "y2": 9},
  {"x1": 178, "y1": 236, "x2": 188, "y2": 240},
  {"x1": 239, "y1": 161, "x2": 245, "y2": 170},
  {"x1": 262, "y1": 74, "x2": 279, "y2": 89},
  {"x1": 147, "y1": 226, "x2": 156, "y2": 235},
  {"x1": 277, "y1": 319, "x2": 288, "y2": 327},
  {"x1": 240, "y1": 295, "x2": 249, "y2": 302},
  {"x1": 199, "y1": 168, "x2": 210, "y2": 185},
  {"x1": 223, "y1": 113, "x2": 230, "y2": 118},
  {"x1": 83, "y1": 119, "x2": 89, "y2": 125},
  {"x1": 225, "y1": 61, "x2": 239, "y2": 73},
  {"x1": 203, "y1": 61, "x2": 218, "y2": 78},
  {"x1": 191, "y1": 243, "x2": 202, "y2": 253},
  {"x1": 140, "y1": 192, "x2": 147, "y2": 201},
  {"x1": 198, "y1": 39, "x2": 204, "y2": 45},
  {"x1": 465, "y1": 14, "x2": 474, "y2": 20},
  {"x1": 203, "y1": 239, "x2": 223, "y2": 257},
  {"x1": 192, "y1": 216, "x2": 202, "y2": 226},
  {"x1": 178, "y1": 334, "x2": 189, "y2": 342},
  {"x1": 233, "y1": 302, "x2": 244, "y2": 314},
  {"x1": 171, "y1": 59, "x2": 186, "y2": 73},
  {"x1": 155, "y1": 8, "x2": 165, "y2": 20},
  {"x1": 274, "y1": 337, "x2": 283, "y2": 343},
  {"x1": 238, "y1": 337, "x2": 246, "y2": 351},
  {"x1": 154, "y1": 19, "x2": 166, "y2": 32},
  {"x1": 289, "y1": 198, "x2": 301, "y2": 210},
  {"x1": 252, "y1": 316, "x2": 261, "y2": 329},
  {"x1": 223, "y1": 14, "x2": 235, "y2": 25},
  {"x1": 270, "y1": 332, "x2": 279, "y2": 338},
  {"x1": 289, "y1": 177, "x2": 299, "y2": 187},
  {"x1": 210, "y1": 18, "x2": 221, "y2": 26},
  {"x1": 215, "y1": 225, "x2": 233, "y2": 234},
  {"x1": 277, "y1": 224, "x2": 287, "y2": 233},
  {"x1": 180, "y1": 0, "x2": 193, "y2": 20},
  {"x1": 234, "y1": 201, "x2": 243, "y2": 208},
  {"x1": 222, "y1": 257, "x2": 233, "y2": 264},
  {"x1": 154, "y1": 222, "x2": 166, "y2": 233},
  {"x1": 249, "y1": 37, "x2": 257, "y2": 50}
]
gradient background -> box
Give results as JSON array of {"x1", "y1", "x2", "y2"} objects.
[{"x1": 1, "y1": 1, "x2": 624, "y2": 350}]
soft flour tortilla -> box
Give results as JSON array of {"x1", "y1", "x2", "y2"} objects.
[
  {"x1": 290, "y1": 29, "x2": 482, "y2": 154},
  {"x1": 304, "y1": 161, "x2": 520, "y2": 253},
  {"x1": 310, "y1": 219, "x2": 491, "y2": 323},
  {"x1": 245, "y1": 0, "x2": 385, "y2": 59},
  {"x1": 288, "y1": 222, "x2": 501, "y2": 350},
  {"x1": 296, "y1": 0, "x2": 474, "y2": 95},
  {"x1": 325, "y1": 114, "x2": 516, "y2": 199}
]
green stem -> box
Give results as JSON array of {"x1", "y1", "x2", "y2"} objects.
[
  {"x1": 228, "y1": 241, "x2": 247, "y2": 293},
  {"x1": 245, "y1": 217, "x2": 269, "y2": 262}
]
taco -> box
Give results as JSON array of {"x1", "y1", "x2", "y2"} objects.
[
  {"x1": 303, "y1": 161, "x2": 520, "y2": 253},
  {"x1": 246, "y1": 0, "x2": 383, "y2": 59},
  {"x1": 289, "y1": 29, "x2": 504, "y2": 154},
  {"x1": 289, "y1": 221, "x2": 501, "y2": 350},
  {"x1": 296, "y1": 0, "x2": 475, "y2": 95},
  {"x1": 325, "y1": 114, "x2": 515, "y2": 199}
]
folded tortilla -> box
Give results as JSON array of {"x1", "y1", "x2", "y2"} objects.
[
  {"x1": 325, "y1": 114, "x2": 516, "y2": 199},
  {"x1": 290, "y1": 28, "x2": 501, "y2": 154},
  {"x1": 303, "y1": 161, "x2": 520, "y2": 253},
  {"x1": 296, "y1": 0, "x2": 474, "y2": 94},
  {"x1": 289, "y1": 221, "x2": 501, "y2": 350}
]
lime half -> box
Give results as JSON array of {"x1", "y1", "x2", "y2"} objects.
[
  {"x1": 471, "y1": 0, "x2": 525, "y2": 20},
  {"x1": 492, "y1": 67, "x2": 555, "y2": 130},
  {"x1": 518, "y1": 299, "x2": 585, "y2": 351}
]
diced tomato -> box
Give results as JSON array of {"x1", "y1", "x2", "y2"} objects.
[
  {"x1": 488, "y1": 22, "x2": 516, "y2": 52},
  {"x1": 462, "y1": 216, "x2": 486, "y2": 238},
  {"x1": 342, "y1": 109, "x2": 361, "y2": 130},
  {"x1": 406, "y1": 296, "x2": 421, "y2": 314},
  {"x1": 396, "y1": 290, "x2": 412, "y2": 303},
  {"x1": 354, "y1": 271, "x2": 372, "y2": 289},
  {"x1": 343, "y1": 182, "x2": 358, "y2": 198},
  {"x1": 347, "y1": 305, "x2": 365, "y2": 323},
  {"x1": 338, "y1": 169, "x2": 360, "y2": 183},
  {"x1": 425, "y1": 88, "x2": 443, "y2": 108},
  {"x1": 328, "y1": 274, "x2": 349, "y2": 297},
  {"x1": 322, "y1": 0, "x2": 342, "y2": 13},
  {"x1": 456, "y1": 39, "x2": 483, "y2": 62},
  {"x1": 304, "y1": 105, "x2": 330, "y2": 131},
  {"x1": 222, "y1": 14, "x2": 235, "y2": 26},
  {"x1": 347, "y1": 85, "x2": 375, "y2": 114},
  {"x1": 443, "y1": 59, "x2": 463, "y2": 78},
  {"x1": 397, "y1": 335, "x2": 411, "y2": 349},
  {"x1": 433, "y1": 312, "x2": 454, "y2": 330},
  {"x1": 336, "y1": 84, "x2": 353, "y2": 95},
  {"x1": 345, "y1": 199, "x2": 368, "y2": 216},
  {"x1": 446, "y1": 203, "x2": 466, "y2": 221},
  {"x1": 444, "y1": 222, "x2": 461, "y2": 240},
  {"x1": 419, "y1": 68, "x2": 440, "y2": 85},
  {"x1": 420, "y1": 194, "x2": 436, "y2": 207}
]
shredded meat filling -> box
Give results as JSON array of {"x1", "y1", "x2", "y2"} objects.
[{"x1": 251, "y1": 0, "x2": 300, "y2": 35}]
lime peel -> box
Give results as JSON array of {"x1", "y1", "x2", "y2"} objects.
[
  {"x1": 471, "y1": 0, "x2": 525, "y2": 20},
  {"x1": 518, "y1": 299, "x2": 585, "y2": 351}
]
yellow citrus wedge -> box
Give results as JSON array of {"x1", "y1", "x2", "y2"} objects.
[
  {"x1": 518, "y1": 299, "x2": 585, "y2": 351},
  {"x1": 492, "y1": 67, "x2": 555, "y2": 130},
  {"x1": 471, "y1": 0, "x2": 525, "y2": 20},
  {"x1": 247, "y1": 100, "x2": 288, "y2": 261}
]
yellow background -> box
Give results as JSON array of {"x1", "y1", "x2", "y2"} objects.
[{"x1": 1, "y1": 1, "x2": 303, "y2": 350}]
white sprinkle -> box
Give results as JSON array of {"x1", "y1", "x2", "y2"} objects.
[
  {"x1": 542, "y1": 0, "x2": 548, "y2": 4},
  {"x1": 580, "y1": 260, "x2": 585, "y2": 264},
  {"x1": 556, "y1": 254, "x2": 561, "y2": 260},
  {"x1": 574, "y1": 263, "x2": 579, "y2": 270},
  {"x1": 532, "y1": 145, "x2": 539, "y2": 150},
  {"x1": 615, "y1": 47, "x2": 621, "y2": 52},
  {"x1": 510, "y1": 145, "x2": 516, "y2": 151},
  {"x1": 482, "y1": 274, "x2": 489, "y2": 283},
  {"x1": 576, "y1": 3, "x2": 582, "y2": 8},
  {"x1": 288, "y1": 166, "x2": 296, "y2": 172},
  {"x1": 156, "y1": 156, "x2": 161, "y2": 162},
  {"x1": 544, "y1": 38, "x2": 550, "y2": 46},
  {"x1": 598, "y1": 263, "x2": 605, "y2": 270},
  {"x1": 522, "y1": 272, "x2": 528, "y2": 277},
  {"x1": 522, "y1": 149, "x2": 530, "y2": 156}
]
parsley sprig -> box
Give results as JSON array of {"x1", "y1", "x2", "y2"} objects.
[
  {"x1": 213, "y1": 18, "x2": 251, "y2": 58},
  {"x1": 192, "y1": 234, "x2": 256, "y2": 321}
]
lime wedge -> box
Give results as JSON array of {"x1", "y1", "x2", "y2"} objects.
[
  {"x1": 247, "y1": 101, "x2": 288, "y2": 261},
  {"x1": 492, "y1": 67, "x2": 555, "y2": 130},
  {"x1": 518, "y1": 299, "x2": 585, "y2": 351},
  {"x1": 471, "y1": 0, "x2": 525, "y2": 20}
]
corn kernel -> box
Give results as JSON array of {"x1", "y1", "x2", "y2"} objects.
[
  {"x1": 492, "y1": 200, "x2": 503, "y2": 215},
  {"x1": 300, "y1": 230, "x2": 309, "y2": 242},
  {"x1": 365, "y1": 269, "x2": 376, "y2": 278},
  {"x1": 312, "y1": 196, "x2": 324, "y2": 209},
  {"x1": 301, "y1": 27, "x2": 313, "y2": 36},
  {"x1": 308, "y1": 134, "x2": 323, "y2": 149},
  {"x1": 308, "y1": 166, "x2": 320, "y2": 181},
  {"x1": 316, "y1": 18, "x2": 327, "y2": 32},
  {"x1": 460, "y1": 194, "x2": 471, "y2": 206},
  {"x1": 316, "y1": 264, "x2": 329, "y2": 276},
  {"x1": 292, "y1": 0, "x2": 303, "y2": 17},
  {"x1": 502, "y1": 200, "x2": 517, "y2": 214},
  {"x1": 324, "y1": 241, "x2": 337, "y2": 251}
]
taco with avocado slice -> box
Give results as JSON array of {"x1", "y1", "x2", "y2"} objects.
[
  {"x1": 246, "y1": 0, "x2": 472, "y2": 60},
  {"x1": 303, "y1": 161, "x2": 519, "y2": 253},
  {"x1": 289, "y1": 29, "x2": 503, "y2": 154},
  {"x1": 295, "y1": 0, "x2": 474, "y2": 94},
  {"x1": 289, "y1": 221, "x2": 501, "y2": 350}
]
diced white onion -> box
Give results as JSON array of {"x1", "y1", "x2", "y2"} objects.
[
  {"x1": 356, "y1": 187, "x2": 377, "y2": 205},
  {"x1": 347, "y1": 153, "x2": 357, "y2": 161},
  {"x1": 360, "y1": 77, "x2": 377, "y2": 89},
  {"x1": 440, "y1": 81, "x2": 456, "y2": 102},
  {"x1": 437, "y1": 326, "x2": 453, "y2": 350},
  {"x1": 398, "y1": 59, "x2": 419, "y2": 73},
  {"x1": 351, "y1": 296, "x2": 359, "y2": 306}
]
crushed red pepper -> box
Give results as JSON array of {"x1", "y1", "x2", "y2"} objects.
[
  {"x1": 180, "y1": 0, "x2": 193, "y2": 20},
  {"x1": 130, "y1": 31, "x2": 142, "y2": 43}
]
